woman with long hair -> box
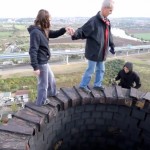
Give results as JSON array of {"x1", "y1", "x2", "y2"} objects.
[{"x1": 28, "y1": 9, "x2": 73, "y2": 106}]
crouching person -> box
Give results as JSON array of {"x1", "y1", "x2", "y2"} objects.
[{"x1": 115, "y1": 62, "x2": 141, "y2": 89}]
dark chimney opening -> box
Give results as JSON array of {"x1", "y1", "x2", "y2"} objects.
[{"x1": 48, "y1": 104, "x2": 144, "y2": 150}]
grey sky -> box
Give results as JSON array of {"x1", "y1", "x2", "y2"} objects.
[{"x1": 0, "y1": 0, "x2": 149, "y2": 18}]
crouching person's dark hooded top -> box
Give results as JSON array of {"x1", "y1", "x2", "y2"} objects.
[{"x1": 115, "y1": 62, "x2": 141, "y2": 89}]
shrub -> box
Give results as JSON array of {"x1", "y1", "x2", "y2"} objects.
[{"x1": 104, "y1": 59, "x2": 125, "y2": 85}]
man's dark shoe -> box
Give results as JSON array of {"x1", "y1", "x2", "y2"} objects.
[
  {"x1": 79, "y1": 87, "x2": 91, "y2": 94},
  {"x1": 93, "y1": 86, "x2": 105, "y2": 91}
]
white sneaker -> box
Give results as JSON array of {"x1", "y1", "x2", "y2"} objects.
[{"x1": 43, "y1": 99, "x2": 50, "y2": 105}]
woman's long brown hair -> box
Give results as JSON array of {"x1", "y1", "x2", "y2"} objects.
[{"x1": 34, "y1": 9, "x2": 51, "y2": 38}]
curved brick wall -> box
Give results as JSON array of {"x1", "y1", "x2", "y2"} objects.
[{"x1": 0, "y1": 85, "x2": 150, "y2": 150}]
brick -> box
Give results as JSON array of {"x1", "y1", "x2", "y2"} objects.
[
  {"x1": 128, "y1": 126, "x2": 141, "y2": 135},
  {"x1": 118, "y1": 106, "x2": 131, "y2": 116},
  {"x1": 132, "y1": 107, "x2": 146, "y2": 120},
  {"x1": 145, "y1": 114, "x2": 150, "y2": 125},
  {"x1": 85, "y1": 105, "x2": 96, "y2": 111},
  {"x1": 75, "y1": 105, "x2": 85, "y2": 113},
  {"x1": 130, "y1": 87, "x2": 139, "y2": 99},
  {"x1": 60, "y1": 87, "x2": 81, "y2": 107},
  {"x1": 95, "y1": 119, "x2": 105, "y2": 125},
  {"x1": 85, "y1": 118, "x2": 95, "y2": 125},
  {"x1": 74, "y1": 85, "x2": 93, "y2": 105},
  {"x1": 115, "y1": 85, "x2": 124, "y2": 99},
  {"x1": 117, "y1": 88, "x2": 133, "y2": 106},
  {"x1": 135, "y1": 99, "x2": 145, "y2": 109},
  {"x1": 95, "y1": 104, "x2": 106, "y2": 111},
  {"x1": 53, "y1": 120, "x2": 62, "y2": 131},
  {"x1": 25, "y1": 102, "x2": 50, "y2": 115},
  {"x1": 104, "y1": 86, "x2": 118, "y2": 104},
  {"x1": 90, "y1": 88, "x2": 106, "y2": 104},
  {"x1": 79, "y1": 126, "x2": 87, "y2": 132},
  {"x1": 143, "y1": 92, "x2": 150, "y2": 101},
  {"x1": 107, "y1": 105, "x2": 119, "y2": 112},
  {"x1": 87, "y1": 124, "x2": 96, "y2": 130},
  {"x1": 102, "y1": 112, "x2": 113, "y2": 119},
  {"x1": 46, "y1": 97, "x2": 63, "y2": 111},
  {"x1": 62, "y1": 115, "x2": 71, "y2": 124},
  {"x1": 0, "y1": 123, "x2": 34, "y2": 136},
  {"x1": 126, "y1": 117, "x2": 139, "y2": 127},
  {"x1": 92, "y1": 131, "x2": 102, "y2": 137},
  {"x1": 139, "y1": 121, "x2": 150, "y2": 132},
  {"x1": 55, "y1": 111, "x2": 65, "y2": 119},
  {"x1": 0, "y1": 141, "x2": 29, "y2": 150},
  {"x1": 117, "y1": 120, "x2": 128, "y2": 130},
  {"x1": 103, "y1": 86, "x2": 115, "y2": 98},
  {"x1": 92, "y1": 112, "x2": 102, "y2": 118},
  {"x1": 55, "y1": 90, "x2": 70, "y2": 110},
  {"x1": 105, "y1": 119, "x2": 116, "y2": 126},
  {"x1": 64, "y1": 108, "x2": 74, "y2": 117},
  {"x1": 71, "y1": 128, "x2": 79, "y2": 135},
  {"x1": 82, "y1": 112, "x2": 91, "y2": 119},
  {"x1": 72, "y1": 113, "x2": 81, "y2": 121},
  {"x1": 113, "y1": 113, "x2": 126, "y2": 122},
  {"x1": 65, "y1": 122, "x2": 75, "y2": 131},
  {"x1": 75, "y1": 119, "x2": 84, "y2": 127}
]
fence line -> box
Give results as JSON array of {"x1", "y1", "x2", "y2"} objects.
[{"x1": 0, "y1": 45, "x2": 150, "y2": 64}]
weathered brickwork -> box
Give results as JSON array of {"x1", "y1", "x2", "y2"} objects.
[{"x1": 0, "y1": 85, "x2": 150, "y2": 150}]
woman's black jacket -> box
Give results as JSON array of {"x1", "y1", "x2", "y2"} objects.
[{"x1": 28, "y1": 26, "x2": 66, "y2": 70}]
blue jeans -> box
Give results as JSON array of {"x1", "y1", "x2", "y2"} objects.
[
  {"x1": 36, "y1": 64, "x2": 56, "y2": 106},
  {"x1": 79, "y1": 60, "x2": 105, "y2": 88}
]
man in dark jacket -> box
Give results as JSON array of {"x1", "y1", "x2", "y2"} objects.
[
  {"x1": 115, "y1": 62, "x2": 141, "y2": 89},
  {"x1": 71, "y1": 0, "x2": 115, "y2": 93}
]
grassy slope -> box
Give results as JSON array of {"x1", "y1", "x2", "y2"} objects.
[{"x1": 0, "y1": 53, "x2": 150, "y2": 92}]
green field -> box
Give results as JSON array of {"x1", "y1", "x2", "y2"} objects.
[
  {"x1": 133, "y1": 33, "x2": 150, "y2": 41},
  {"x1": 14, "y1": 24, "x2": 27, "y2": 30},
  {"x1": 0, "y1": 31, "x2": 13, "y2": 38}
]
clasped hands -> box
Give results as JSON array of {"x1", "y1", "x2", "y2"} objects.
[{"x1": 65, "y1": 27, "x2": 75, "y2": 36}]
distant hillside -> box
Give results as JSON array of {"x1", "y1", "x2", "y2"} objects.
[
  {"x1": 49, "y1": 36, "x2": 150, "y2": 47},
  {"x1": 113, "y1": 36, "x2": 150, "y2": 46}
]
